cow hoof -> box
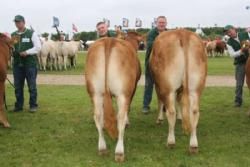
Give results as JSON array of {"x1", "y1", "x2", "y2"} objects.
[
  {"x1": 3, "y1": 122, "x2": 10, "y2": 128},
  {"x1": 156, "y1": 119, "x2": 163, "y2": 125},
  {"x1": 167, "y1": 143, "x2": 175, "y2": 149},
  {"x1": 98, "y1": 149, "x2": 108, "y2": 156},
  {"x1": 125, "y1": 123, "x2": 130, "y2": 129},
  {"x1": 189, "y1": 147, "x2": 198, "y2": 154},
  {"x1": 115, "y1": 153, "x2": 125, "y2": 163},
  {"x1": 247, "y1": 111, "x2": 250, "y2": 117}
]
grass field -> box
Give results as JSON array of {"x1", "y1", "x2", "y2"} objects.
[
  {"x1": 8, "y1": 52, "x2": 235, "y2": 76},
  {"x1": 1, "y1": 85, "x2": 250, "y2": 166}
]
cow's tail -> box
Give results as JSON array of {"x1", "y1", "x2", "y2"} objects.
[
  {"x1": 245, "y1": 58, "x2": 250, "y2": 91},
  {"x1": 180, "y1": 38, "x2": 191, "y2": 134},
  {"x1": 103, "y1": 38, "x2": 118, "y2": 139}
]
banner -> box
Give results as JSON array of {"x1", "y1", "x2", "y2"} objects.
[
  {"x1": 151, "y1": 22, "x2": 156, "y2": 28},
  {"x1": 122, "y1": 18, "x2": 129, "y2": 27},
  {"x1": 151, "y1": 18, "x2": 157, "y2": 28},
  {"x1": 103, "y1": 18, "x2": 110, "y2": 27},
  {"x1": 30, "y1": 25, "x2": 34, "y2": 32},
  {"x1": 52, "y1": 16, "x2": 60, "y2": 27},
  {"x1": 135, "y1": 18, "x2": 142, "y2": 27}
]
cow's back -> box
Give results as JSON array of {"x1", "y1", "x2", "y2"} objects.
[{"x1": 62, "y1": 41, "x2": 79, "y2": 56}]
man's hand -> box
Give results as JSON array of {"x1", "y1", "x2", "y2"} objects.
[
  {"x1": 241, "y1": 40, "x2": 250, "y2": 53},
  {"x1": 19, "y1": 51, "x2": 28, "y2": 57}
]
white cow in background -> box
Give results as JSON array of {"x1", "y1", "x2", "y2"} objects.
[
  {"x1": 39, "y1": 40, "x2": 60, "y2": 71},
  {"x1": 61, "y1": 40, "x2": 83, "y2": 70}
]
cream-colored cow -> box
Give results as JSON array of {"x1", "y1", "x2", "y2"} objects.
[
  {"x1": 150, "y1": 29, "x2": 207, "y2": 153},
  {"x1": 85, "y1": 32, "x2": 142, "y2": 162}
]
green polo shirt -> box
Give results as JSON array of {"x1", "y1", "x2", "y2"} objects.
[{"x1": 11, "y1": 28, "x2": 38, "y2": 67}]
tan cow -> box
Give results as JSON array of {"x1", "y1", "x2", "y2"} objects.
[
  {"x1": 85, "y1": 32, "x2": 142, "y2": 162},
  {"x1": 206, "y1": 40, "x2": 217, "y2": 57},
  {"x1": 149, "y1": 29, "x2": 207, "y2": 153},
  {"x1": 0, "y1": 33, "x2": 16, "y2": 128}
]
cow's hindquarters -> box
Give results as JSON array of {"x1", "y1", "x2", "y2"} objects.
[{"x1": 150, "y1": 30, "x2": 207, "y2": 153}]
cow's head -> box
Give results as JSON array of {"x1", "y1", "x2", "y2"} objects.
[
  {"x1": 0, "y1": 33, "x2": 19, "y2": 61},
  {"x1": 125, "y1": 31, "x2": 145, "y2": 50},
  {"x1": 0, "y1": 33, "x2": 19, "y2": 47}
]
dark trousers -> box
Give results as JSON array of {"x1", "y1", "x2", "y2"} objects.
[
  {"x1": 13, "y1": 66, "x2": 38, "y2": 109},
  {"x1": 235, "y1": 64, "x2": 246, "y2": 105},
  {"x1": 143, "y1": 62, "x2": 154, "y2": 108}
]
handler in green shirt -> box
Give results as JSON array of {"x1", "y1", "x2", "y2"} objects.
[
  {"x1": 225, "y1": 25, "x2": 250, "y2": 107},
  {"x1": 11, "y1": 15, "x2": 41, "y2": 112},
  {"x1": 142, "y1": 16, "x2": 167, "y2": 114}
]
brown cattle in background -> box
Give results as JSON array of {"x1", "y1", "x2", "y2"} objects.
[
  {"x1": 150, "y1": 29, "x2": 207, "y2": 153},
  {"x1": 206, "y1": 39, "x2": 227, "y2": 57},
  {"x1": 215, "y1": 40, "x2": 227, "y2": 55}
]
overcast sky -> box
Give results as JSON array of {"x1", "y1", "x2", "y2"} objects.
[{"x1": 1, "y1": 0, "x2": 250, "y2": 34}]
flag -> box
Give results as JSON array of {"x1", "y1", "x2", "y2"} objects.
[
  {"x1": 103, "y1": 18, "x2": 110, "y2": 27},
  {"x1": 135, "y1": 18, "x2": 142, "y2": 27},
  {"x1": 151, "y1": 22, "x2": 156, "y2": 28},
  {"x1": 122, "y1": 18, "x2": 129, "y2": 27},
  {"x1": 72, "y1": 24, "x2": 78, "y2": 33},
  {"x1": 30, "y1": 25, "x2": 34, "y2": 31},
  {"x1": 52, "y1": 16, "x2": 60, "y2": 27},
  {"x1": 154, "y1": 18, "x2": 157, "y2": 25},
  {"x1": 151, "y1": 18, "x2": 157, "y2": 28}
]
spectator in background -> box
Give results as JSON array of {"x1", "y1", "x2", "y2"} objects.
[
  {"x1": 96, "y1": 21, "x2": 116, "y2": 38},
  {"x1": 142, "y1": 16, "x2": 167, "y2": 114}
]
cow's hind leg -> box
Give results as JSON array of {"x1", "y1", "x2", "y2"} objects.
[
  {"x1": 93, "y1": 95, "x2": 107, "y2": 155},
  {"x1": 189, "y1": 92, "x2": 200, "y2": 154},
  {"x1": 0, "y1": 83, "x2": 10, "y2": 128},
  {"x1": 115, "y1": 95, "x2": 129, "y2": 162},
  {"x1": 156, "y1": 99, "x2": 165, "y2": 124},
  {"x1": 41, "y1": 56, "x2": 47, "y2": 71},
  {"x1": 57, "y1": 56, "x2": 63, "y2": 71},
  {"x1": 165, "y1": 92, "x2": 176, "y2": 148},
  {"x1": 63, "y1": 56, "x2": 67, "y2": 70},
  {"x1": 73, "y1": 55, "x2": 77, "y2": 68}
]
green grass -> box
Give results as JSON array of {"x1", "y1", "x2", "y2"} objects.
[
  {"x1": 1, "y1": 85, "x2": 250, "y2": 166},
  {"x1": 8, "y1": 51, "x2": 235, "y2": 76},
  {"x1": 207, "y1": 56, "x2": 234, "y2": 75}
]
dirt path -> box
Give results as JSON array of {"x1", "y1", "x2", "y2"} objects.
[{"x1": 6, "y1": 74, "x2": 238, "y2": 87}]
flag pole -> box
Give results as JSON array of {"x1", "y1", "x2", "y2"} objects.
[{"x1": 55, "y1": 26, "x2": 60, "y2": 40}]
